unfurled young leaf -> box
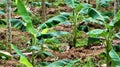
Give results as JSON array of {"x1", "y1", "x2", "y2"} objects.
[{"x1": 16, "y1": 0, "x2": 35, "y2": 35}]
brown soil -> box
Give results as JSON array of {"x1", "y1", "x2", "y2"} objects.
[
  {"x1": 0, "y1": 28, "x2": 30, "y2": 49},
  {"x1": 45, "y1": 45, "x2": 104, "y2": 61},
  {"x1": 0, "y1": 59, "x2": 19, "y2": 67}
]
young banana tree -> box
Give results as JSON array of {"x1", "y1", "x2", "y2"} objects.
[
  {"x1": 64, "y1": 0, "x2": 91, "y2": 46},
  {"x1": 87, "y1": 7, "x2": 120, "y2": 67},
  {"x1": 12, "y1": 0, "x2": 37, "y2": 66}
]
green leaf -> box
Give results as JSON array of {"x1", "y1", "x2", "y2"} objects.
[
  {"x1": 37, "y1": 34, "x2": 53, "y2": 40},
  {"x1": 64, "y1": 0, "x2": 79, "y2": 8},
  {"x1": 36, "y1": 62, "x2": 50, "y2": 66},
  {"x1": 0, "y1": 0, "x2": 6, "y2": 7},
  {"x1": 88, "y1": 37, "x2": 101, "y2": 45},
  {"x1": 41, "y1": 51, "x2": 54, "y2": 57},
  {"x1": 109, "y1": 11, "x2": 120, "y2": 28},
  {"x1": 11, "y1": 44, "x2": 24, "y2": 56},
  {"x1": 65, "y1": 59, "x2": 80, "y2": 67},
  {"x1": 115, "y1": 32, "x2": 120, "y2": 39},
  {"x1": 30, "y1": 2, "x2": 51, "y2": 7},
  {"x1": 10, "y1": 19, "x2": 26, "y2": 31},
  {"x1": 11, "y1": 44, "x2": 33, "y2": 67},
  {"x1": 41, "y1": 28, "x2": 49, "y2": 34},
  {"x1": 19, "y1": 56, "x2": 33, "y2": 67},
  {"x1": 87, "y1": 29, "x2": 104, "y2": 37},
  {"x1": 77, "y1": 25, "x2": 88, "y2": 32},
  {"x1": 26, "y1": 46, "x2": 40, "y2": 52},
  {"x1": 88, "y1": 8, "x2": 104, "y2": 22},
  {"x1": 0, "y1": 10, "x2": 5, "y2": 14},
  {"x1": 78, "y1": 4, "x2": 92, "y2": 14},
  {"x1": 113, "y1": 45, "x2": 120, "y2": 52},
  {"x1": 0, "y1": 19, "x2": 6, "y2": 25},
  {"x1": 16, "y1": 0, "x2": 35, "y2": 35},
  {"x1": 38, "y1": 12, "x2": 71, "y2": 30},
  {"x1": 98, "y1": 0, "x2": 113, "y2": 7},
  {"x1": 109, "y1": 49, "x2": 120, "y2": 67},
  {"x1": 46, "y1": 59, "x2": 69, "y2": 67},
  {"x1": 49, "y1": 31, "x2": 70, "y2": 37}
]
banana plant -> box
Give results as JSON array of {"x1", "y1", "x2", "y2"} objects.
[
  {"x1": 87, "y1": 7, "x2": 120, "y2": 67},
  {"x1": 15, "y1": 0, "x2": 37, "y2": 66},
  {"x1": 64, "y1": 0, "x2": 92, "y2": 46}
]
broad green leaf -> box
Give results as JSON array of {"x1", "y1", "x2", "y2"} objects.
[
  {"x1": 84, "y1": 17, "x2": 104, "y2": 25},
  {"x1": 11, "y1": 44, "x2": 33, "y2": 67},
  {"x1": 36, "y1": 62, "x2": 50, "y2": 66},
  {"x1": 64, "y1": 0, "x2": 79, "y2": 8},
  {"x1": 0, "y1": 10, "x2": 4, "y2": 14},
  {"x1": 37, "y1": 34, "x2": 53, "y2": 40},
  {"x1": 109, "y1": 49, "x2": 120, "y2": 67},
  {"x1": 0, "y1": 0, "x2": 6, "y2": 7},
  {"x1": 37, "y1": 31, "x2": 69, "y2": 40},
  {"x1": 109, "y1": 11, "x2": 120, "y2": 28},
  {"x1": 88, "y1": 8, "x2": 104, "y2": 22},
  {"x1": 88, "y1": 37, "x2": 101, "y2": 45},
  {"x1": 77, "y1": 25, "x2": 88, "y2": 32},
  {"x1": 10, "y1": 19, "x2": 26, "y2": 31},
  {"x1": 87, "y1": 29, "x2": 104, "y2": 37},
  {"x1": 30, "y1": 2, "x2": 51, "y2": 7},
  {"x1": 46, "y1": 59, "x2": 69, "y2": 67},
  {"x1": 26, "y1": 46, "x2": 40, "y2": 52},
  {"x1": 49, "y1": 31, "x2": 70, "y2": 37},
  {"x1": 16, "y1": 0, "x2": 35, "y2": 35},
  {"x1": 113, "y1": 45, "x2": 120, "y2": 52},
  {"x1": 41, "y1": 51, "x2": 54, "y2": 57},
  {"x1": 59, "y1": 22, "x2": 71, "y2": 25},
  {"x1": 115, "y1": 32, "x2": 120, "y2": 39},
  {"x1": 98, "y1": 0, "x2": 113, "y2": 7},
  {"x1": 0, "y1": 20, "x2": 6, "y2": 25},
  {"x1": 65, "y1": 59, "x2": 80, "y2": 67},
  {"x1": 38, "y1": 13, "x2": 71, "y2": 30},
  {"x1": 78, "y1": 4, "x2": 92, "y2": 14}
]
